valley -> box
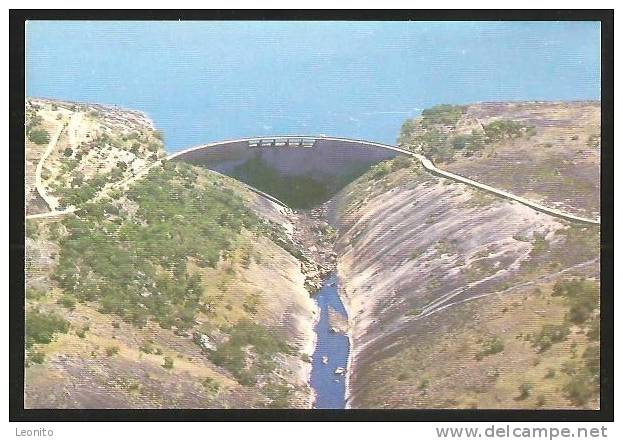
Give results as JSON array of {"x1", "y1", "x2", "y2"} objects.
[{"x1": 24, "y1": 98, "x2": 601, "y2": 410}]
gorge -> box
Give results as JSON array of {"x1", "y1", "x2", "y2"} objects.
[{"x1": 24, "y1": 98, "x2": 601, "y2": 410}]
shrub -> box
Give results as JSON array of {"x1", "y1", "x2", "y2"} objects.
[
  {"x1": 25, "y1": 309, "x2": 69, "y2": 348},
  {"x1": 26, "y1": 287, "x2": 46, "y2": 301},
  {"x1": 586, "y1": 316, "x2": 600, "y2": 341},
  {"x1": 531, "y1": 323, "x2": 570, "y2": 352},
  {"x1": 162, "y1": 356, "x2": 174, "y2": 369},
  {"x1": 57, "y1": 293, "x2": 77, "y2": 310},
  {"x1": 476, "y1": 335, "x2": 504, "y2": 360},
  {"x1": 28, "y1": 128, "x2": 50, "y2": 145},
  {"x1": 552, "y1": 279, "x2": 599, "y2": 324},
  {"x1": 105, "y1": 345, "x2": 120, "y2": 357},
  {"x1": 421, "y1": 104, "x2": 467, "y2": 126},
  {"x1": 483, "y1": 120, "x2": 525, "y2": 143},
  {"x1": 209, "y1": 320, "x2": 291, "y2": 384},
  {"x1": 390, "y1": 155, "x2": 413, "y2": 171},
  {"x1": 544, "y1": 368, "x2": 556, "y2": 379},
  {"x1": 202, "y1": 377, "x2": 221, "y2": 394},
  {"x1": 582, "y1": 345, "x2": 600, "y2": 380},
  {"x1": 451, "y1": 132, "x2": 485, "y2": 152},
  {"x1": 517, "y1": 382, "x2": 533, "y2": 400},
  {"x1": 139, "y1": 340, "x2": 154, "y2": 354},
  {"x1": 28, "y1": 351, "x2": 45, "y2": 365},
  {"x1": 76, "y1": 326, "x2": 88, "y2": 338},
  {"x1": 564, "y1": 374, "x2": 594, "y2": 406}
]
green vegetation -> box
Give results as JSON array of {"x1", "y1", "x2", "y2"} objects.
[
  {"x1": 26, "y1": 220, "x2": 40, "y2": 240},
  {"x1": 28, "y1": 128, "x2": 50, "y2": 145},
  {"x1": 105, "y1": 345, "x2": 120, "y2": 357},
  {"x1": 531, "y1": 323, "x2": 570, "y2": 353},
  {"x1": 209, "y1": 319, "x2": 293, "y2": 385},
  {"x1": 27, "y1": 351, "x2": 46, "y2": 366},
  {"x1": 418, "y1": 129, "x2": 453, "y2": 162},
  {"x1": 451, "y1": 132, "x2": 485, "y2": 153},
  {"x1": 52, "y1": 162, "x2": 260, "y2": 330},
  {"x1": 368, "y1": 156, "x2": 413, "y2": 181},
  {"x1": 552, "y1": 278, "x2": 599, "y2": 324},
  {"x1": 202, "y1": 377, "x2": 221, "y2": 395},
  {"x1": 586, "y1": 134, "x2": 600, "y2": 148},
  {"x1": 483, "y1": 120, "x2": 526, "y2": 143},
  {"x1": 57, "y1": 293, "x2": 77, "y2": 310},
  {"x1": 262, "y1": 382, "x2": 295, "y2": 408},
  {"x1": 397, "y1": 105, "x2": 485, "y2": 162},
  {"x1": 517, "y1": 382, "x2": 533, "y2": 400},
  {"x1": 25, "y1": 309, "x2": 70, "y2": 348},
  {"x1": 162, "y1": 356, "x2": 174, "y2": 369},
  {"x1": 563, "y1": 346, "x2": 599, "y2": 406},
  {"x1": 140, "y1": 339, "x2": 155, "y2": 354},
  {"x1": 421, "y1": 104, "x2": 468, "y2": 126},
  {"x1": 56, "y1": 172, "x2": 111, "y2": 206},
  {"x1": 475, "y1": 335, "x2": 504, "y2": 360}
]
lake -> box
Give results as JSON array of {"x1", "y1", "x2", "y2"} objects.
[{"x1": 25, "y1": 21, "x2": 600, "y2": 152}]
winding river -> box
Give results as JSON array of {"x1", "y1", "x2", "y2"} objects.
[{"x1": 310, "y1": 273, "x2": 350, "y2": 409}]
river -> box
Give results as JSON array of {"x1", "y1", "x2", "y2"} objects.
[{"x1": 310, "y1": 273, "x2": 350, "y2": 409}]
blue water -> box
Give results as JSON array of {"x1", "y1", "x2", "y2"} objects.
[
  {"x1": 25, "y1": 21, "x2": 600, "y2": 151},
  {"x1": 310, "y1": 273, "x2": 350, "y2": 409}
]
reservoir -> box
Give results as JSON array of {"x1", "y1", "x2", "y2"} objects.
[{"x1": 310, "y1": 273, "x2": 350, "y2": 409}]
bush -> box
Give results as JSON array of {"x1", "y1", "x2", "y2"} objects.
[
  {"x1": 544, "y1": 368, "x2": 556, "y2": 379},
  {"x1": 76, "y1": 325, "x2": 89, "y2": 338},
  {"x1": 57, "y1": 293, "x2": 77, "y2": 310},
  {"x1": 209, "y1": 320, "x2": 291, "y2": 384},
  {"x1": 162, "y1": 356, "x2": 174, "y2": 369},
  {"x1": 421, "y1": 104, "x2": 467, "y2": 126},
  {"x1": 531, "y1": 323, "x2": 570, "y2": 352},
  {"x1": 476, "y1": 335, "x2": 504, "y2": 360},
  {"x1": 390, "y1": 155, "x2": 413, "y2": 171},
  {"x1": 451, "y1": 132, "x2": 485, "y2": 152},
  {"x1": 26, "y1": 287, "x2": 46, "y2": 301},
  {"x1": 517, "y1": 382, "x2": 533, "y2": 400},
  {"x1": 53, "y1": 163, "x2": 260, "y2": 330},
  {"x1": 552, "y1": 279, "x2": 599, "y2": 324},
  {"x1": 25, "y1": 309, "x2": 69, "y2": 348},
  {"x1": 202, "y1": 377, "x2": 221, "y2": 394},
  {"x1": 564, "y1": 374, "x2": 594, "y2": 406},
  {"x1": 28, "y1": 128, "x2": 50, "y2": 145},
  {"x1": 483, "y1": 120, "x2": 525, "y2": 143},
  {"x1": 582, "y1": 345, "x2": 600, "y2": 380},
  {"x1": 27, "y1": 351, "x2": 45, "y2": 365},
  {"x1": 105, "y1": 345, "x2": 120, "y2": 357},
  {"x1": 140, "y1": 340, "x2": 154, "y2": 354}
]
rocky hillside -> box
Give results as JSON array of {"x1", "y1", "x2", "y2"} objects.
[
  {"x1": 398, "y1": 101, "x2": 600, "y2": 219},
  {"x1": 336, "y1": 102, "x2": 600, "y2": 409},
  {"x1": 26, "y1": 98, "x2": 165, "y2": 215},
  {"x1": 24, "y1": 99, "x2": 319, "y2": 409}
]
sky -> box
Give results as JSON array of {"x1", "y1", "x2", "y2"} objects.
[{"x1": 26, "y1": 21, "x2": 601, "y2": 151}]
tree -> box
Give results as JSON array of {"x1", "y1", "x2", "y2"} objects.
[{"x1": 28, "y1": 128, "x2": 50, "y2": 145}]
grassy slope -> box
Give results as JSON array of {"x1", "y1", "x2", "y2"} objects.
[
  {"x1": 398, "y1": 101, "x2": 600, "y2": 218},
  {"x1": 24, "y1": 100, "x2": 316, "y2": 409}
]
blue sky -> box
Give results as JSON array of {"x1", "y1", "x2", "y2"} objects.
[{"x1": 26, "y1": 21, "x2": 601, "y2": 150}]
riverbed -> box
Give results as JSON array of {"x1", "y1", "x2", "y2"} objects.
[{"x1": 310, "y1": 273, "x2": 350, "y2": 409}]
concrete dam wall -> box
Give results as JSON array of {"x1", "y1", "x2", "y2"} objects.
[{"x1": 169, "y1": 137, "x2": 403, "y2": 208}]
